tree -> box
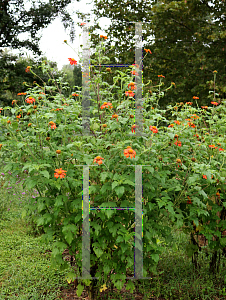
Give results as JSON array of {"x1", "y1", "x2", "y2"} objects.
[
  {"x1": 75, "y1": 0, "x2": 226, "y2": 117},
  {"x1": 0, "y1": 0, "x2": 87, "y2": 109},
  {"x1": 0, "y1": 49, "x2": 72, "y2": 109},
  {"x1": 0, "y1": 0, "x2": 80, "y2": 56}
]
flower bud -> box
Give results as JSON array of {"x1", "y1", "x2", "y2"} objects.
[
  {"x1": 191, "y1": 157, "x2": 196, "y2": 162},
  {"x1": 56, "y1": 150, "x2": 61, "y2": 154},
  {"x1": 46, "y1": 137, "x2": 50, "y2": 141}
]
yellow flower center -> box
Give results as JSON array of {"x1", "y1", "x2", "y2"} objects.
[
  {"x1": 29, "y1": 97, "x2": 32, "y2": 99},
  {"x1": 58, "y1": 171, "x2": 62, "y2": 174},
  {"x1": 96, "y1": 156, "x2": 101, "y2": 160},
  {"x1": 128, "y1": 149, "x2": 133, "y2": 154}
]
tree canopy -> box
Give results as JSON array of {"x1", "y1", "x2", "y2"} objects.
[
  {"x1": 76, "y1": 0, "x2": 226, "y2": 112},
  {"x1": 0, "y1": 0, "x2": 80, "y2": 56}
]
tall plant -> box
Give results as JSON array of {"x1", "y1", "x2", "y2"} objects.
[{"x1": 0, "y1": 31, "x2": 226, "y2": 299}]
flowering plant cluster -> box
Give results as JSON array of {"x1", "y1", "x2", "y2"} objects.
[{"x1": 0, "y1": 32, "x2": 226, "y2": 297}]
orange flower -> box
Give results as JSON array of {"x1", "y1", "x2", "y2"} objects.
[
  {"x1": 144, "y1": 49, "x2": 152, "y2": 54},
  {"x1": 7, "y1": 120, "x2": 11, "y2": 124},
  {"x1": 124, "y1": 147, "x2": 136, "y2": 159},
  {"x1": 25, "y1": 66, "x2": 31, "y2": 73},
  {"x1": 158, "y1": 75, "x2": 165, "y2": 78},
  {"x1": 201, "y1": 106, "x2": 208, "y2": 109},
  {"x1": 101, "y1": 102, "x2": 113, "y2": 109},
  {"x1": 193, "y1": 96, "x2": 199, "y2": 100},
  {"x1": 168, "y1": 124, "x2": 174, "y2": 128},
  {"x1": 128, "y1": 82, "x2": 137, "y2": 91},
  {"x1": 100, "y1": 35, "x2": 107, "y2": 39},
  {"x1": 131, "y1": 124, "x2": 139, "y2": 133},
  {"x1": 209, "y1": 145, "x2": 216, "y2": 148},
  {"x1": 174, "y1": 140, "x2": 182, "y2": 147},
  {"x1": 125, "y1": 90, "x2": 135, "y2": 97},
  {"x1": 190, "y1": 114, "x2": 199, "y2": 119},
  {"x1": 25, "y1": 97, "x2": 35, "y2": 104},
  {"x1": 211, "y1": 101, "x2": 219, "y2": 106},
  {"x1": 203, "y1": 175, "x2": 207, "y2": 179},
  {"x1": 16, "y1": 114, "x2": 21, "y2": 119},
  {"x1": 219, "y1": 148, "x2": 224, "y2": 151},
  {"x1": 111, "y1": 114, "x2": 118, "y2": 121},
  {"x1": 68, "y1": 58, "x2": 77, "y2": 65},
  {"x1": 72, "y1": 93, "x2": 79, "y2": 96},
  {"x1": 49, "y1": 121, "x2": 56, "y2": 129},
  {"x1": 80, "y1": 22, "x2": 86, "y2": 26},
  {"x1": 187, "y1": 122, "x2": 196, "y2": 128},
  {"x1": 56, "y1": 150, "x2": 61, "y2": 154},
  {"x1": 174, "y1": 120, "x2": 180, "y2": 125},
  {"x1": 93, "y1": 156, "x2": 104, "y2": 165},
  {"x1": 149, "y1": 126, "x2": 158, "y2": 133},
  {"x1": 131, "y1": 70, "x2": 138, "y2": 76},
  {"x1": 12, "y1": 100, "x2": 17, "y2": 105},
  {"x1": 186, "y1": 102, "x2": 193, "y2": 105},
  {"x1": 54, "y1": 168, "x2": 67, "y2": 179},
  {"x1": 28, "y1": 123, "x2": 32, "y2": 127},
  {"x1": 0, "y1": 108, "x2": 3, "y2": 113}
]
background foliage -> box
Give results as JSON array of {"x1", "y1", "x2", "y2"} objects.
[{"x1": 76, "y1": 0, "x2": 226, "y2": 115}]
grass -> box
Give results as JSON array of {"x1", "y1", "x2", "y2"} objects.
[{"x1": 0, "y1": 169, "x2": 226, "y2": 300}]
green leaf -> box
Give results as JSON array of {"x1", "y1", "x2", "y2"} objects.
[
  {"x1": 151, "y1": 253, "x2": 160, "y2": 263},
  {"x1": 121, "y1": 243, "x2": 129, "y2": 253},
  {"x1": 39, "y1": 170, "x2": 49, "y2": 179},
  {"x1": 112, "y1": 181, "x2": 119, "y2": 190},
  {"x1": 115, "y1": 235, "x2": 125, "y2": 243},
  {"x1": 37, "y1": 217, "x2": 45, "y2": 226},
  {"x1": 54, "y1": 181, "x2": 61, "y2": 191},
  {"x1": 114, "y1": 186, "x2": 125, "y2": 198},
  {"x1": 21, "y1": 210, "x2": 27, "y2": 219},
  {"x1": 109, "y1": 224, "x2": 121, "y2": 237},
  {"x1": 54, "y1": 195, "x2": 64, "y2": 207},
  {"x1": 38, "y1": 202, "x2": 46, "y2": 213},
  {"x1": 105, "y1": 209, "x2": 115, "y2": 219},
  {"x1": 125, "y1": 280, "x2": 135, "y2": 293},
  {"x1": 76, "y1": 284, "x2": 84, "y2": 297},
  {"x1": 64, "y1": 231, "x2": 73, "y2": 245},
  {"x1": 94, "y1": 247, "x2": 104, "y2": 258},
  {"x1": 26, "y1": 179, "x2": 37, "y2": 190},
  {"x1": 220, "y1": 238, "x2": 226, "y2": 247},
  {"x1": 113, "y1": 280, "x2": 124, "y2": 291}
]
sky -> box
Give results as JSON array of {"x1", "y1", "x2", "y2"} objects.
[
  {"x1": 2, "y1": 0, "x2": 219, "y2": 72},
  {"x1": 3, "y1": 0, "x2": 114, "y2": 71}
]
